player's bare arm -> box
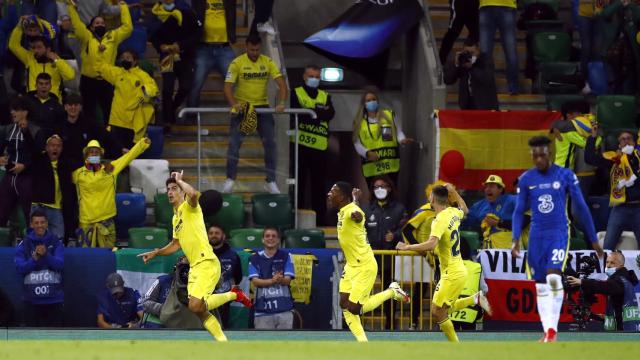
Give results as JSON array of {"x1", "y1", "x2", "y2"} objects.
[
  {"x1": 445, "y1": 183, "x2": 468, "y2": 215},
  {"x1": 396, "y1": 235, "x2": 438, "y2": 252},
  {"x1": 138, "y1": 238, "x2": 181, "y2": 263},
  {"x1": 511, "y1": 239, "x2": 521, "y2": 258},
  {"x1": 172, "y1": 171, "x2": 199, "y2": 207}
]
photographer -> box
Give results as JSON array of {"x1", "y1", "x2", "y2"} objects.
[
  {"x1": 567, "y1": 252, "x2": 640, "y2": 331},
  {"x1": 443, "y1": 39, "x2": 499, "y2": 110}
]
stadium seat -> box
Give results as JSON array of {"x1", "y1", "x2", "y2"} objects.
[
  {"x1": 9, "y1": 207, "x2": 27, "y2": 239},
  {"x1": 533, "y1": 32, "x2": 571, "y2": 64},
  {"x1": 115, "y1": 193, "x2": 147, "y2": 239},
  {"x1": 206, "y1": 194, "x2": 245, "y2": 234},
  {"x1": 537, "y1": 62, "x2": 581, "y2": 94},
  {"x1": 128, "y1": 227, "x2": 169, "y2": 248},
  {"x1": 118, "y1": 24, "x2": 148, "y2": 62},
  {"x1": 154, "y1": 193, "x2": 173, "y2": 234},
  {"x1": 0, "y1": 227, "x2": 12, "y2": 247},
  {"x1": 229, "y1": 228, "x2": 264, "y2": 248},
  {"x1": 129, "y1": 159, "x2": 170, "y2": 203},
  {"x1": 570, "y1": 230, "x2": 587, "y2": 250},
  {"x1": 251, "y1": 194, "x2": 293, "y2": 229},
  {"x1": 141, "y1": 125, "x2": 164, "y2": 159},
  {"x1": 284, "y1": 229, "x2": 325, "y2": 249},
  {"x1": 522, "y1": 0, "x2": 560, "y2": 13},
  {"x1": 596, "y1": 95, "x2": 637, "y2": 131},
  {"x1": 460, "y1": 231, "x2": 480, "y2": 254},
  {"x1": 546, "y1": 94, "x2": 587, "y2": 111},
  {"x1": 587, "y1": 196, "x2": 611, "y2": 233},
  {"x1": 523, "y1": 20, "x2": 564, "y2": 33}
]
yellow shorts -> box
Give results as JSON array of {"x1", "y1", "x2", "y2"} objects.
[
  {"x1": 187, "y1": 258, "x2": 221, "y2": 300},
  {"x1": 339, "y1": 261, "x2": 377, "y2": 304},
  {"x1": 432, "y1": 274, "x2": 467, "y2": 308}
]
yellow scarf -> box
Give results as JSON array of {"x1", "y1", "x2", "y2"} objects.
[
  {"x1": 604, "y1": 151, "x2": 638, "y2": 206},
  {"x1": 481, "y1": 213, "x2": 512, "y2": 249},
  {"x1": 238, "y1": 102, "x2": 257, "y2": 135},
  {"x1": 152, "y1": 3, "x2": 183, "y2": 26}
]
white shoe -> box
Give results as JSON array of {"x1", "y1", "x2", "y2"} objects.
[
  {"x1": 257, "y1": 21, "x2": 276, "y2": 35},
  {"x1": 264, "y1": 181, "x2": 280, "y2": 194},
  {"x1": 475, "y1": 291, "x2": 492, "y2": 316},
  {"x1": 388, "y1": 281, "x2": 410, "y2": 303},
  {"x1": 222, "y1": 178, "x2": 235, "y2": 193}
]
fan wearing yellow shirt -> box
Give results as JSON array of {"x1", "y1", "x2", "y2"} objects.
[
  {"x1": 397, "y1": 184, "x2": 491, "y2": 342},
  {"x1": 138, "y1": 171, "x2": 252, "y2": 341},
  {"x1": 327, "y1": 181, "x2": 410, "y2": 342}
]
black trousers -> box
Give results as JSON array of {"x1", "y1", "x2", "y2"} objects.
[
  {"x1": 23, "y1": 302, "x2": 64, "y2": 327},
  {"x1": 80, "y1": 76, "x2": 114, "y2": 126},
  {"x1": 438, "y1": 0, "x2": 479, "y2": 64},
  {"x1": 109, "y1": 125, "x2": 135, "y2": 152},
  {"x1": 161, "y1": 59, "x2": 195, "y2": 125},
  {"x1": 250, "y1": 0, "x2": 275, "y2": 34},
  {"x1": 290, "y1": 144, "x2": 329, "y2": 225}
]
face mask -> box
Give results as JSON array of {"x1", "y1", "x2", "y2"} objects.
[
  {"x1": 93, "y1": 26, "x2": 106, "y2": 37},
  {"x1": 163, "y1": 3, "x2": 176, "y2": 11},
  {"x1": 621, "y1": 144, "x2": 634, "y2": 155},
  {"x1": 605, "y1": 267, "x2": 616, "y2": 277},
  {"x1": 305, "y1": 77, "x2": 320, "y2": 88},
  {"x1": 374, "y1": 188, "x2": 388, "y2": 200},
  {"x1": 365, "y1": 100, "x2": 379, "y2": 112},
  {"x1": 121, "y1": 60, "x2": 133, "y2": 70},
  {"x1": 470, "y1": 55, "x2": 477, "y2": 64},
  {"x1": 87, "y1": 155, "x2": 100, "y2": 164}
]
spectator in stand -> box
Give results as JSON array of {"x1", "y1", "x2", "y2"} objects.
[
  {"x1": 27, "y1": 135, "x2": 78, "y2": 242},
  {"x1": 478, "y1": 0, "x2": 519, "y2": 94},
  {"x1": 96, "y1": 49, "x2": 158, "y2": 151},
  {"x1": 25, "y1": 73, "x2": 65, "y2": 131},
  {"x1": 97, "y1": 272, "x2": 143, "y2": 328},
  {"x1": 249, "y1": 227, "x2": 295, "y2": 329},
  {"x1": 14, "y1": 210, "x2": 65, "y2": 327},
  {"x1": 208, "y1": 224, "x2": 242, "y2": 328},
  {"x1": 56, "y1": 93, "x2": 118, "y2": 163},
  {"x1": 149, "y1": 0, "x2": 199, "y2": 131},
  {"x1": 0, "y1": 97, "x2": 46, "y2": 227},
  {"x1": 289, "y1": 64, "x2": 335, "y2": 225},
  {"x1": 464, "y1": 175, "x2": 517, "y2": 249},
  {"x1": 363, "y1": 175, "x2": 407, "y2": 329},
  {"x1": 21, "y1": 0, "x2": 58, "y2": 25},
  {"x1": 223, "y1": 34, "x2": 288, "y2": 194},
  {"x1": 67, "y1": 0, "x2": 132, "y2": 122},
  {"x1": 439, "y1": 0, "x2": 479, "y2": 64},
  {"x1": 8, "y1": 18, "x2": 74, "y2": 100},
  {"x1": 352, "y1": 86, "x2": 413, "y2": 186},
  {"x1": 72, "y1": 137, "x2": 150, "y2": 248},
  {"x1": 575, "y1": 0, "x2": 603, "y2": 91},
  {"x1": 251, "y1": 0, "x2": 275, "y2": 35},
  {"x1": 443, "y1": 39, "x2": 498, "y2": 110},
  {"x1": 585, "y1": 126, "x2": 640, "y2": 250},
  {"x1": 0, "y1": 2, "x2": 18, "y2": 124},
  {"x1": 56, "y1": 14, "x2": 81, "y2": 94},
  {"x1": 187, "y1": 0, "x2": 237, "y2": 112}
]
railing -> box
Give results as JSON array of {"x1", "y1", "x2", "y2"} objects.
[
  {"x1": 177, "y1": 107, "x2": 317, "y2": 228},
  {"x1": 420, "y1": 0, "x2": 444, "y2": 86}
]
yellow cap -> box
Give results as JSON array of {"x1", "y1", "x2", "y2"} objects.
[
  {"x1": 83, "y1": 139, "x2": 104, "y2": 155},
  {"x1": 483, "y1": 175, "x2": 505, "y2": 188}
]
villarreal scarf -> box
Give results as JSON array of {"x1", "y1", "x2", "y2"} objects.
[
  {"x1": 605, "y1": 151, "x2": 639, "y2": 206},
  {"x1": 152, "y1": 3, "x2": 183, "y2": 26}
]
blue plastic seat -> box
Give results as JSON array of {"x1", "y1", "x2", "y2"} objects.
[
  {"x1": 115, "y1": 193, "x2": 147, "y2": 239},
  {"x1": 141, "y1": 125, "x2": 164, "y2": 159}
]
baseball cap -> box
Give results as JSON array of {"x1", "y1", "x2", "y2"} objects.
[
  {"x1": 105, "y1": 273, "x2": 125, "y2": 295},
  {"x1": 483, "y1": 175, "x2": 505, "y2": 188}
]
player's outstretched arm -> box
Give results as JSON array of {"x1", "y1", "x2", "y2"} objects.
[
  {"x1": 172, "y1": 171, "x2": 199, "y2": 208},
  {"x1": 396, "y1": 235, "x2": 438, "y2": 252},
  {"x1": 567, "y1": 172, "x2": 604, "y2": 258},
  {"x1": 138, "y1": 238, "x2": 181, "y2": 264}
]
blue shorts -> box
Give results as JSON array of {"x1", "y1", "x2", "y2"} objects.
[{"x1": 526, "y1": 228, "x2": 570, "y2": 282}]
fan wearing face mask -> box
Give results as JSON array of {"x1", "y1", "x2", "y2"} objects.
[
  {"x1": 362, "y1": 175, "x2": 408, "y2": 329},
  {"x1": 585, "y1": 127, "x2": 640, "y2": 250}
]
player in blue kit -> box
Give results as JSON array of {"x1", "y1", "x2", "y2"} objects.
[{"x1": 512, "y1": 136, "x2": 603, "y2": 342}]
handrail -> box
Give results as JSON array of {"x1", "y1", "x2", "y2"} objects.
[
  {"x1": 421, "y1": 0, "x2": 443, "y2": 86},
  {"x1": 177, "y1": 107, "x2": 318, "y2": 229}
]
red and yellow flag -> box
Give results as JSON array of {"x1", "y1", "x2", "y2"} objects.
[{"x1": 435, "y1": 110, "x2": 562, "y2": 191}]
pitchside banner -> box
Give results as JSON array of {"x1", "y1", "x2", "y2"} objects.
[
  {"x1": 478, "y1": 249, "x2": 640, "y2": 322},
  {"x1": 304, "y1": 0, "x2": 423, "y2": 58}
]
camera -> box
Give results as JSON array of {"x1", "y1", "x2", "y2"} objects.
[
  {"x1": 457, "y1": 51, "x2": 473, "y2": 65},
  {"x1": 563, "y1": 254, "x2": 600, "y2": 329}
]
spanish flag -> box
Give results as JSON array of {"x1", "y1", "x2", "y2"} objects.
[{"x1": 434, "y1": 110, "x2": 562, "y2": 191}]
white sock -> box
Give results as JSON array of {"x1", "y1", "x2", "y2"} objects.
[
  {"x1": 535, "y1": 283, "x2": 552, "y2": 333},
  {"x1": 547, "y1": 274, "x2": 564, "y2": 332}
]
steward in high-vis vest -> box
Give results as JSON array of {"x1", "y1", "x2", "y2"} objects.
[
  {"x1": 450, "y1": 260, "x2": 483, "y2": 327},
  {"x1": 289, "y1": 65, "x2": 335, "y2": 224}
]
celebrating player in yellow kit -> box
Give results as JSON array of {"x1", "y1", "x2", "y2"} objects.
[
  {"x1": 138, "y1": 171, "x2": 252, "y2": 341},
  {"x1": 397, "y1": 184, "x2": 491, "y2": 342},
  {"x1": 327, "y1": 181, "x2": 410, "y2": 342}
]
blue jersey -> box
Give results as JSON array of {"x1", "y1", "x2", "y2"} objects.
[{"x1": 512, "y1": 164, "x2": 597, "y2": 243}]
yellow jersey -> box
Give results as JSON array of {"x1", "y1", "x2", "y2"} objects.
[
  {"x1": 405, "y1": 203, "x2": 436, "y2": 243},
  {"x1": 172, "y1": 196, "x2": 216, "y2": 267},
  {"x1": 337, "y1": 202, "x2": 375, "y2": 266},
  {"x1": 225, "y1": 53, "x2": 282, "y2": 106},
  {"x1": 203, "y1": 0, "x2": 227, "y2": 43},
  {"x1": 430, "y1": 207, "x2": 467, "y2": 276}
]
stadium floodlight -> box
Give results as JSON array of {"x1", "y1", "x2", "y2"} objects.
[{"x1": 320, "y1": 67, "x2": 344, "y2": 82}]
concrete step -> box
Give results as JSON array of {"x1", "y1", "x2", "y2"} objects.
[
  {"x1": 167, "y1": 157, "x2": 264, "y2": 169},
  {"x1": 447, "y1": 76, "x2": 533, "y2": 94},
  {"x1": 183, "y1": 174, "x2": 271, "y2": 193},
  {"x1": 163, "y1": 138, "x2": 264, "y2": 158}
]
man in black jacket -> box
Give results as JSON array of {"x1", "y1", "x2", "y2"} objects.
[
  {"x1": 26, "y1": 72, "x2": 64, "y2": 132},
  {"x1": 187, "y1": 0, "x2": 237, "y2": 112},
  {"x1": 567, "y1": 251, "x2": 640, "y2": 330},
  {"x1": 149, "y1": 0, "x2": 199, "y2": 129},
  {"x1": 443, "y1": 39, "x2": 499, "y2": 110},
  {"x1": 208, "y1": 224, "x2": 242, "y2": 328}
]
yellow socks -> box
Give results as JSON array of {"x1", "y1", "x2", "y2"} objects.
[
  {"x1": 343, "y1": 311, "x2": 368, "y2": 342},
  {"x1": 205, "y1": 292, "x2": 236, "y2": 311},
  {"x1": 438, "y1": 318, "x2": 459, "y2": 342},
  {"x1": 203, "y1": 314, "x2": 227, "y2": 341},
  {"x1": 361, "y1": 289, "x2": 394, "y2": 314},
  {"x1": 451, "y1": 295, "x2": 475, "y2": 312}
]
